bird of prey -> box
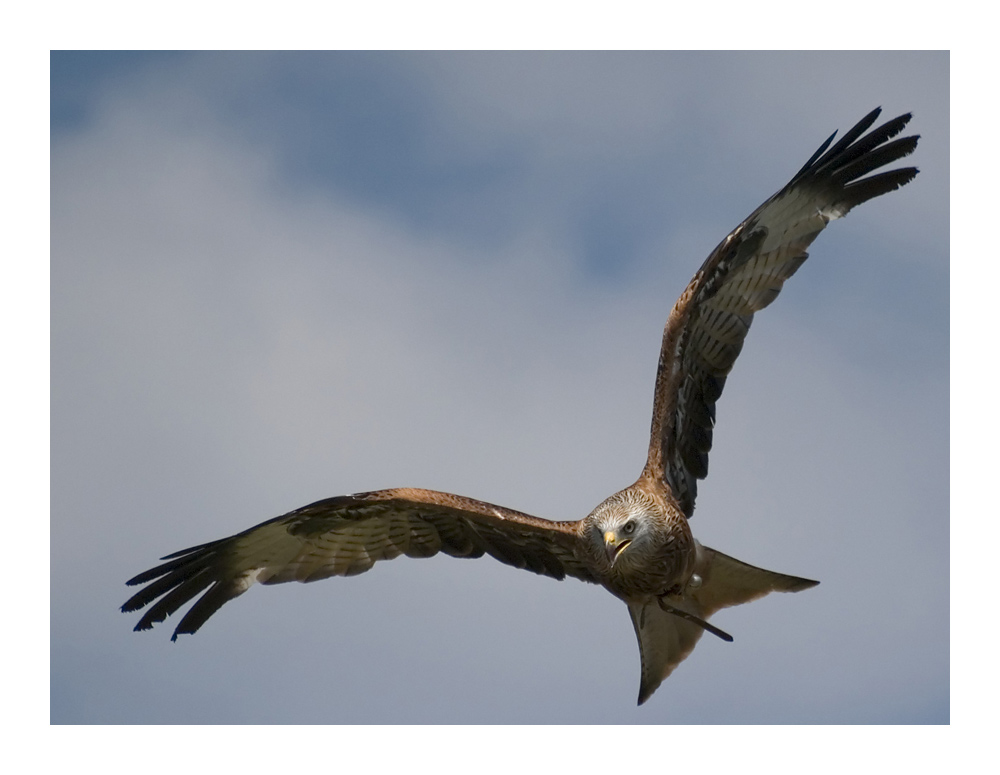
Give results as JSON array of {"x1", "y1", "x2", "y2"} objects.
[{"x1": 123, "y1": 107, "x2": 919, "y2": 705}]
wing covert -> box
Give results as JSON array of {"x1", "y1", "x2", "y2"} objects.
[{"x1": 643, "y1": 108, "x2": 919, "y2": 517}]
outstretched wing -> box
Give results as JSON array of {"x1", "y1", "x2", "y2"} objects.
[
  {"x1": 122, "y1": 487, "x2": 595, "y2": 640},
  {"x1": 642, "y1": 108, "x2": 919, "y2": 517}
]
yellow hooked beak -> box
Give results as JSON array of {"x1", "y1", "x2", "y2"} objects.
[{"x1": 604, "y1": 530, "x2": 631, "y2": 565}]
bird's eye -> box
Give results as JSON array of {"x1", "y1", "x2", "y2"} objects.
[{"x1": 622, "y1": 521, "x2": 635, "y2": 535}]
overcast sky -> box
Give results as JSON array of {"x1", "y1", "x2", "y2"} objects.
[{"x1": 51, "y1": 51, "x2": 948, "y2": 724}]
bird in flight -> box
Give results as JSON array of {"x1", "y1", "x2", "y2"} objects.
[{"x1": 123, "y1": 107, "x2": 919, "y2": 705}]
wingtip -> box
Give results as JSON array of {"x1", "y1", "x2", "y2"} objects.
[
  {"x1": 121, "y1": 594, "x2": 145, "y2": 614},
  {"x1": 861, "y1": 106, "x2": 883, "y2": 125}
]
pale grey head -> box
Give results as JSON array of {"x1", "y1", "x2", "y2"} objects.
[{"x1": 582, "y1": 486, "x2": 694, "y2": 598}]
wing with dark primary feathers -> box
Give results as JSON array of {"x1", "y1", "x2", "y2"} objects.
[
  {"x1": 642, "y1": 108, "x2": 919, "y2": 517},
  {"x1": 122, "y1": 487, "x2": 595, "y2": 640}
]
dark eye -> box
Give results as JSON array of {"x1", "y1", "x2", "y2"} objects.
[{"x1": 622, "y1": 521, "x2": 635, "y2": 535}]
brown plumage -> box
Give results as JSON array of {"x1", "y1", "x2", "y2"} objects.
[{"x1": 123, "y1": 108, "x2": 919, "y2": 705}]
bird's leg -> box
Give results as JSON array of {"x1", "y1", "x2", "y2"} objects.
[{"x1": 657, "y1": 596, "x2": 734, "y2": 642}]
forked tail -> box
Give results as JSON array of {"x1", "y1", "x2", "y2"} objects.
[{"x1": 628, "y1": 545, "x2": 818, "y2": 704}]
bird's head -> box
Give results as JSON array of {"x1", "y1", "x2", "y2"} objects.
[
  {"x1": 582, "y1": 486, "x2": 694, "y2": 594},
  {"x1": 584, "y1": 488, "x2": 664, "y2": 571}
]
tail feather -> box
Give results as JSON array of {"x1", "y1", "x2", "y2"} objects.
[
  {"x1": 628, "y1": 598, "x2": 706, "y2": 705},
  {"x1": 689, "y1": 545, "x2": 818, "y2": 617},
  {"x1": 628, "y1": 544, "x2": 817, "y2": 705}
]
